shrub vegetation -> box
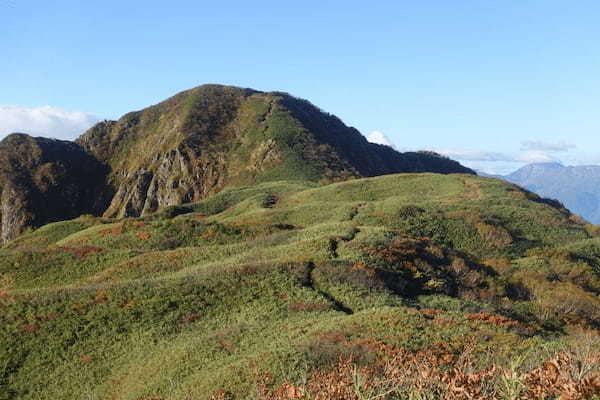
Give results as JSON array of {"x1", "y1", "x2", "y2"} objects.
[{"x1": 1, "y1": 173, "x2": 600, "y2": 399}]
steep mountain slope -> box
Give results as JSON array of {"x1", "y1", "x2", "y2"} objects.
[
  {"x1": 0, "y1": 85, "x2": 473, "y2": 243},
  {"x1": 0, "y1": 134, "x2": 110, "y2": 243},
  {"x1": 76, "y1": 85, "x2": 473, "y2": 218},
  {"x1": 2, "y1": 173, "x2": 600, "y2": 399},
  {"x1": 501, "y1": 163, "x2": 600, "y2": 223}
]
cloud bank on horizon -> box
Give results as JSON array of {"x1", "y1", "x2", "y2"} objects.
[
  {"x1": 435, "y1": 147, "x2": 561, "y2": 164},
  {"x1": 364, "y1": 131, "x2": 592, "y2": 175},
  {"x1": 0, "y1": 105, "x2": 98, "y2": 141},
  {"x1": 432, "y1": 140, "x2": 583, "y2": 175},
  {"x1": 521, "y1": 140, "x2": 576, "y2": 153}
]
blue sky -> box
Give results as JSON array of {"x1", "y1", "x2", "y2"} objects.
[{"x1": 1, "y1": 0, "x2": 599, "y2": 174}]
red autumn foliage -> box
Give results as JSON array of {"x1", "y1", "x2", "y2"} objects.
[
  {"x1": 181, "y1": 313, "x2": 201, "y2": 324},
  {"x1": 36, "y1": 312, "x2": 59, "y2": 322},
  {"x1": 201, "y1": 231, "x2": 217, "y2": 240},
  {"x1": 80, "y1": 354, "x2": 93, "y2": 364},
  {"x1": 467, "y1": 312, "x2": 520, "y2": 328},
  {"x1": 72, "y1": 303, "x2": 86, "y2": 313},
  {"x1": 93, "y1": 289, "x2": 109, "y2": 304},
  {"x1": 99, "y1": 225, "x2": 123, "y2": 236},
  {"x1": 18, "y1": 324, "x2": 39, "y2": 335},
  {"x1": 420, "y1": 308, "x2": 443, "y2": 319},
  {"x1": 62, "y1": 245, "x2": 104, "y2": 258}
]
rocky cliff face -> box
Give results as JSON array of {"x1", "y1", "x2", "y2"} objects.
[
  {"x1": 0, "y1": 134, "x2": 110, "y2": 242},
  {"x1": 1, "y1": 84, "x2": 474, "y2": 242}
]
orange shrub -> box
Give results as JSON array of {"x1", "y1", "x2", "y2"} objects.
[
  {"x1": 475, "y1": 222, "x2": 513, "y2": 249},
  {"x1": 467, "y1": 312, "x2": 520, "y2": 328},
  {"x1": 18, "y1": 324, "x2": 39, "y2": 335},
  {"x1": 61, "y1": 245, "x2": 104, "y2": 258},
  {"x1": 181, "y1": 313, "x2": 201, "y2": 324}
]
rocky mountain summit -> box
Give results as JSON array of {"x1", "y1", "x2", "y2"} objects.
[{"x1": 0, "y1": 84, "x2": 473, "y2": 242}]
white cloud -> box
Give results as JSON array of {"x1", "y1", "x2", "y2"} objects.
[
  {"x1": 561, "y1": 153, "x2": 600, "y2": 166},
  {"x1": 430, "y1": 147, "x2": 564, "y2": 175},
  {"x1": 434, "y1": 148, "x2": 560, "y2": 164},
  {"x1": 419, "y1": 136, "x2": 598, "y2": 175},
  {"x1": 367, "y1": 130, "x2": 398, "y2": 150},
  {"x1": 514, "y1": 150, "x2": 558, "y2": 164},
  {"x1": 432, "y1": 148, "x2": 512, "y2": 162},
  {"x1": 521, "y1": 140, "x2": 576, "y2": 153},
  {"x1": 460, "y1": 161, "x2": 525, "y2": 176},
  {"x1": 0, "y1": 105, "x2": 98, "y2": 141}
]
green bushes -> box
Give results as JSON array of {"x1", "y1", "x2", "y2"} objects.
[
  {"x1": 351, "y1": 234, "x2": 493, "y2": 299},
  {"x1": 2, "y1": 173, "x2": 600, "y2": 399}
]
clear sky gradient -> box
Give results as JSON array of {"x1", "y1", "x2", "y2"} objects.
[{"x1": 1, "y1": 0, "x2": 599, "y2": 174}]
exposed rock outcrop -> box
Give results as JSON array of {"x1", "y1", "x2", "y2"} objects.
[
  {"x1": 77, "y1": 85, "x2": 473, "y2": 218},
  {"x1": 0, "y1": 134, "x2": 110, "y2": 242}
]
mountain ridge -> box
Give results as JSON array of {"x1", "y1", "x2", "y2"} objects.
[
  {"x1": 0, "y1": 84, "x2": 473, "y2": 243},
  {"x1": 489, "y1": 162, "x2": 600, "y2": 224}
]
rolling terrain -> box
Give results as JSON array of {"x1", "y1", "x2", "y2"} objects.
[{"x1": 2, "y1": 172, "x2": 600, "y2": 399}]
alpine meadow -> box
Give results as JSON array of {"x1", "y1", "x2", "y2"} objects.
[{"x1": 1, "y1": 85, "x2": 600, "y2": 399}]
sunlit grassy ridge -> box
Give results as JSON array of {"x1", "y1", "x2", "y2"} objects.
[{"x1": 2, "y1": 173, "x2": 600, "y2": 399}]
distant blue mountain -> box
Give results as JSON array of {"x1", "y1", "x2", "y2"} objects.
[{"x1": 482, "y1": 163, "x2": 600, "y2": 224}]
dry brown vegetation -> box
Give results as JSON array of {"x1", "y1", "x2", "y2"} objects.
[{"x1": 240, "y1": 337, "x2": 600, "y2": 400}]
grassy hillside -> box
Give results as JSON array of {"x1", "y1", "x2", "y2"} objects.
[{"x1": 2, "y1": 173, "x2": 600, "y2": 399}]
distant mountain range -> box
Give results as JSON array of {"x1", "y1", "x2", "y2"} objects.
[{"x1": 482, "y1": 162, "x2": 600, "y2": 224}]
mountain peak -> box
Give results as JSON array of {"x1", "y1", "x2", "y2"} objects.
[
  {"x1": 0, "y1": 84, "x2": 473, "y2": 242},
  {"x1": 499, "y1": 162, "x2": 600, "y2": 223}
]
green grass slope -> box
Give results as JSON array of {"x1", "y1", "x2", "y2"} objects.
[{"x1": 2, "y1": 173, "x2": 600, "y2": 399}]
